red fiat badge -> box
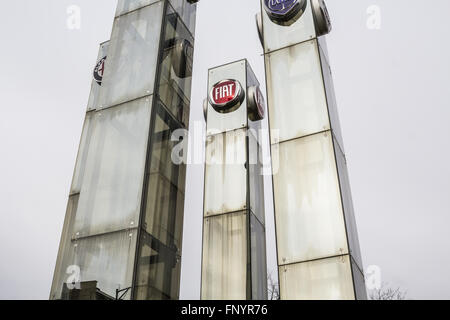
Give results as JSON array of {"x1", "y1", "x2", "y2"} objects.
[{"x1": 209, "y1": 79, "x2": 244, "y2": 113}]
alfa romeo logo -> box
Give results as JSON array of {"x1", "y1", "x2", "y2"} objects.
[
  {"x1": 264, "y1": 0, "x2": 307, "y2": 26},
  {"x1": 93, "y1": 56, "x2": 106, "y2": 85}
]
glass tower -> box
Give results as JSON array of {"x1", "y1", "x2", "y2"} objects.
[
  {"x1": 201, "y1": 60, "x2": 268, "y2": 300},
  {"x1": 50, "y1": 0, "x2": 198, "y2": 300},
  {"x1": 259, "y1": 0, "x2": 367, "y2": 299}
]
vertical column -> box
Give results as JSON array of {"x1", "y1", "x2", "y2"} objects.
[
  {"x1": 201, "y1": 60, "x2": 267, "y2": 300},
  {"x1": 50, "y1": 0, "x2": 199, "y2": 300},
  {"x1": 259, "y1": 0, "x2": 366, "y2": 299}
]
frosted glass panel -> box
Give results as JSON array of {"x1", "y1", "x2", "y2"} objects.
[
  {"x1": 273, "y1": 132, "x2": 348, "y2": 264},
  {"x1": 70, "y1": 112, "x2": 95, "y2": 195},
  {"x1": 87, "y1": 41, "x2": 109, "y2": 111},
  {"x1": 67, "y1": 230, "x2": 137, "y2": 299},
  {"x1": 134, "y1": 230, "x2": 182, "y2": 300},
  {"x1": 74, "y1": 97, "x2": 152, "y2": 237},
  {"x1": 279, "y1": 255, "x2": 355, "y2": 300},
  {"x1": 168, "y1": 0, "x2": 197, "y2": 35},
  {"x1": 99, "y1": 2, "x2": 164, "y2": 109},
  {"x1": 201, "y1": 212, "x2": 248, "y2": 300},
  {"x1": 145, "y1": 172, "x2": 184, "y2": 249},
  {"x1": 319, "y1": 40, "x2": 345, "y2": 152},
  {"x1": 204, "y1": 129, "x2": 247, "y2": 216},
  {"x1": 266, "y1": 40, "x2": 330, "y2": 144},
  {"x1": 50, "y1": 195, "x2": 79, "y2": 300},
  {"x1": 261, "y1": 0, "x2": 316, "y2": 53},
  {"x1": 115, "y1": 0, "x2": 160, "y2": 17},
  {"x1": 334, "y1": 137, "x2": 363, "y2": 268}
]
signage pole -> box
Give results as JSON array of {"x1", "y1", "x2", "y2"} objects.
[
  {"x1": 50, "y1": 0, "x2": 199, "y2": 300},
  {"x1": 201, "y1": 60, "x2": 268, "y2": 300},
  {"x1": 259, "y1": 0, "x2": 367, "y2": 299}
]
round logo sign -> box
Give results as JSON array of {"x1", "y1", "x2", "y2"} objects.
[
  {"x1": 93, "y1": 56, "x2": 106, "y2": 85},
  {"x1": 264, "y1": 0, "x2": 307, "y2": 26},
  {"x1": 209, "y1": 79, "x2": 245, "y2": 114},
  {"x1": 248, "y1": 86, "x2": 266, "y2": 122}
]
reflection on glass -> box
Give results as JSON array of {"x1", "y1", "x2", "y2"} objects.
[
  {"x1": 158, "y1": 4, "x2": 194, "y2": 127},
  {"x1": 59, "y1": 230, "x2": 137, "y2": 300},
  {"x1": 168, "y1": 0, "x2": 197, "y2": 35}
]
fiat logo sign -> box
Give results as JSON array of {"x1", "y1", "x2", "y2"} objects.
[
  {"x1": 93, "y1": 56, "x2": 106, "y2": 85},
  {"x1": 264, "y1": 0, "x2": 307, "y2": 26},
  {"x1": 209, "y1": 79, "x2": 245, "y2": 114}
]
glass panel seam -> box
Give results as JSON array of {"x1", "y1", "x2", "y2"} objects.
[
  {"x1": 100, "y1": 94, "x2": 154, "y2": 113},
  {"x1": 263, "y1": 37, "x2": 319, "y2": 56},
  {"x1": 73, "y1": 226, "x2": 139, "y2": 241},
  {"x1": 204, "y1": 209, "x2": 248, "y2": 220},
  {"x1": 279, "y1": 253, "x2": 351, "y2": 268},
  {"x1": 166, "y1": 0, "x2": 197, "y2": 40},
  {"x1": 271, "y1": 129, "x2": 331, "y2": 146}
]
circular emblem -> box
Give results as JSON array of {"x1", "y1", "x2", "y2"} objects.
[
  {"x1": 312, "y1": 0, "x2": 332, "y2": 36},
  {"x1": 93, "y1": 56, "x2": 106, "y2": 85},
  {"x1": 248, "y1": 86, "x2": 266, "y2": 122},
  {"x1": 264, "y1": 0, "x2": 307, "y2": 26},
  {"x1": 209, "y1": 79, "x2": 245, "y2": 114}
]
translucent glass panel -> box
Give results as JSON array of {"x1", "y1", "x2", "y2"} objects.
[
  {"x1": 145, "y1": 173, "x2": 184, "y2": 250},
  {"x1": 334, "y1": 137, "x2": 363, "y2": 268},
  {"x1": 251, "y1": 214, "x2": 268, "y2": 299},
  {"x1": 201, "y1": 212, "x2": 248, "y2": 300},
  {"x1": 70, "y1": 112, "x2": 94, "y2": 195},
  {"x1": 168, "y1": 0, "x2": 197, "y2": 35},
  {"x1": 273, "y1": 132, "x2": 348, "y2": 265},
  {"x1": 158, "y1": 5, "x2": 194, "y2": 127},
  {"x1": 266, "y1": 40, "x2": 330, "y2": 144},
  {"x1": 248, "y1": 130, "x2": 265, "y2": 224},
  {"x1": 207, "y1": 60, "x2": 248, "y2": 136},
  {"x1": 319, "y1": 40, "x2": 345, "y2": 152},
  {"x1": 204, "y1": 128, "x2": 247, "y2": 216},
  {"x1": 99, "y1": 2, "x2": 164, "y2": 109},
  {"x1": 74, "y1": 97, "x2": 152, "y2": 237},
  {"x1": 87, "y1": 41, "x2": 109, "y2": 112},
  {"x1": 261, "y1": 0, "x2": 317, "y2": 53},
  {"x1": 115, "y1": 0, "x2": 160, "y2": 17},
  {"x1": 279, "y1": 255, "x2": 355, "y2": 300},
  {"x1": 50, "y1": 195, "x2": 79, "y2": 300},
  {"x1": 134, "y1": 230, "x2": 182, "y2": 300},
  {"x1": 64, "y1": 230, "x2": 137, "y2": 299},
  {"x1": 144, "y1": 102, "x2": 186, "y2": 251}
]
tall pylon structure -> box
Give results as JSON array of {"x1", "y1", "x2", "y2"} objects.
[
  {"x1": 201, "y1": 60, "x2": 268, "y2": 300},
  {"x1": 258, "y1": 0, "x2": 367, "y2": 299},
  {"x1": 50, "y1": 0, "x2": 199, "y2": 300}
]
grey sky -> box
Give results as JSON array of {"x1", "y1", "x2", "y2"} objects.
[{"x1": 0, "y1": 0, "x2": 449, "y2": 300}]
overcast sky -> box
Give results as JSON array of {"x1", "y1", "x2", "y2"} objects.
[{"x1": 1, "y1": 0, "x2": 450, "y2": 300}]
